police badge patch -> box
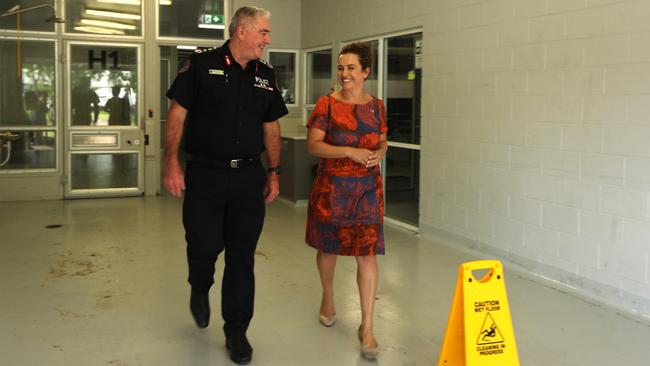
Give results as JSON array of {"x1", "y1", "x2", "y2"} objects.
[
  {"x1": 179, "y1": 59, "x2": 191, "y2": 73},
  {"x1": 254, "y1": 76, "x2": 274, "y2": 91}
]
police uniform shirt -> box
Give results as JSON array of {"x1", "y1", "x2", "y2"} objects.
[{"x1": 167, "y1": 40, "x2": 288, "y2": 160}]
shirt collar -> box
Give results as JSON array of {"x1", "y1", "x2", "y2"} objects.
[{"x1": 222, "y1": 40, "x2": 258, "y2": 72}]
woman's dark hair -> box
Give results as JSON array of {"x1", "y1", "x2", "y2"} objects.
[{"x1": 340, "y1": 42, "x2": 372, "y2": 71}]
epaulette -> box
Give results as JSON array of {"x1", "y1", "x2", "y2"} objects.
[
  {"x1": 258, "y1": 58, "x2": 273, "y2": 69},
  {"x1": 194, "y1": 47, "x2": 217, "y2": 54}
]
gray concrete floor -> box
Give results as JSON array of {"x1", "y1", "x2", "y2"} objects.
[{"x1": 1, "y1": 196, "x2": 649, "y2": 365}]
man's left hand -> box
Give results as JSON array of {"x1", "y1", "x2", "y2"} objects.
[{"x1": 264, "y1": 173, "x2": 280, "y2": 203}]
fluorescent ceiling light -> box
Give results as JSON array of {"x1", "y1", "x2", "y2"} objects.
[
  {"x1": 176, "y1": 45, "x2": 197, "y2": 50},
  {"x1": 85, "y1": 9, "x2": 141, "y2": 20},
  {"x1": 198, "y1": 24, "x2": 224, "y2": 30},
  {"x1": 74, "y1": 26, "x2": 125, "y2": 35},
  {"x1": 97, "y1": 0, "x2": 141, "y2": 5},
  {"x1": 3, "y1": 5, "x2": 20, "y2": 14},
  {"x1": 80, "y1": 18, "x2": 136, "y2": 30},
  {"x1": 160, "y1": 0, "x2": 172, "y2": 5}
]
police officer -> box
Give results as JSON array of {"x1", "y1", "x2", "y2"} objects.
[{"x1": 163, "y1": 6, "x2": 287, "y2": 365}]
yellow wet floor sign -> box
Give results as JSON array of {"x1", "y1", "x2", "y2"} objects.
[{"x1": 438, "y1": 260, "x2": 519, "y2": 365}]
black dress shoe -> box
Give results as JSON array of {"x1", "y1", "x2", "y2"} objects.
[
  {"x1": 226, "y1": 333, "x2": 253, "y2": 365},
  {"x1": 190, "y1": 290, "x2": 210, "y2": 328}
]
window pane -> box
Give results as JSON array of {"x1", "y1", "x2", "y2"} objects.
[
  {"x1": 0, "y1": 130, "x2": 56, "y2": 170},
  {"x1": 385, "y1": 146, "x2": 419, "y2": 226},
  {"x1": 269, "y1": 51, "x2": 296, "y2": 105},
  {"x1": 69, "y1": 45, "x2": 138, "y2": 127},
  {"x1": 384, "y1": 33, "x2": 422, "y2": 144},
  {"x1": 363, "y1": 40, "x2": 379, "y2": 96},
  {"x1": 0, "y1": 0, "x2": 56, "y2": 32},
  {"x1": 306, "y1": 49, "x2": 331, "y2": 104},
  {"x1": 70, "y1": 153, "x2": 138, "y2": 189},
  {"x1": 159, "y1": 0, "x2": 225, "y2": 39},
  {"x1": 0, "y1": 40, "x2": 56, "y2": 127},
  {"x1": 159, "y1": 45, "x2": 203, "y2": 146},
  {"x1": 65, "y1": 0, "x2": 142, "y2": 36}
]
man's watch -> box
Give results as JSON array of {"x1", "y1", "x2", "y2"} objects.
[{"x1": 267, "y1": 166, "x2": 282, "y2": 175}]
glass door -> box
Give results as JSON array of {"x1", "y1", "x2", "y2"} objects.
[
  {"x1": 0, "y1": 38, "x2": 57, "y2": 172},
  {"x1": 383, "y1": 32, "x2": 422, "y2": 228},
  {"x1": 64, "y1": 42, "x2": 143, "y2": 198}
]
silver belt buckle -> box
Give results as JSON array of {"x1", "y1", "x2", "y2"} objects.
[{"x1": 229, "y1": 159, "x2": 242, "y2": 168}]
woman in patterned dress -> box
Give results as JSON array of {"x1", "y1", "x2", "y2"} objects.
[{"x1": 305, "y1": 42, "x2": 388, "y2": 359}]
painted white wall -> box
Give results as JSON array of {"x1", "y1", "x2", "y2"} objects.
[
  {"x1": 302, "y1": 0, "x2": 650, "y2": 319},
  {"x1": 233, "y1": 0, "x2": 301, "y2": 49}
]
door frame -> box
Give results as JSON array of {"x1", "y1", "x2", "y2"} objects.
[
  {"x1": 63, "y1": 40, "x2": 145, "y2": 198},
  {"x1": 342, "y1": 30, "x2": 423, "y2": 231},
  {"x1": 381, "y1": 31, "x2": 422, "y2": 232}
]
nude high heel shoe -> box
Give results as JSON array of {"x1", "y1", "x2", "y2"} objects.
[
  {"x1": 318, "y1": 313, "x2": 336, "y2": 327},
  {"x1": 358, "y1": 325, "x2": 379, "y2": 359}
]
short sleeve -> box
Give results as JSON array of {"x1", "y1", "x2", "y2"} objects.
[
  {"x1": 263, "y1": 73, "x2": 289, "y2": 122},
  {"x1": 377, "y1": 99, "x2": 388, "y2": 134},
  {"x1": 306, "y1": 96, "x2": 330, "y2": 131},
  {"x1": 166, "y1": 54, "x2": 196, "y2": 110}
]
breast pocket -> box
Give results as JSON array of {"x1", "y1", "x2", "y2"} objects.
[
  {"x1": 253, "y1": 88, "x2": 272, "y2": 117},
  {"x1": 201, "y1": 77, "x2": 227, "y2": 99}
]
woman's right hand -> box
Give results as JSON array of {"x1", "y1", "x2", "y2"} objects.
[{"x1": 346, "y1": 147, "x2": 376, "y2": 167}]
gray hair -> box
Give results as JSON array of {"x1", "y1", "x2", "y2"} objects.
[{"x1": 228, "y1": 6, "x2": 271, "y2": 38}]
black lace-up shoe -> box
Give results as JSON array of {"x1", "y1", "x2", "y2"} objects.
[
  {"x1": 189, "y1": 290, "x2": 210, "y2": 328},
  {"x1": 225, "y1": 333, "x2": 253, "y2": 365}
]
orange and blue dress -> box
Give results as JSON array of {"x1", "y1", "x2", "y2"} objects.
[{"x1": 305, "y1": 95, "x2": 388, "y2": 256}]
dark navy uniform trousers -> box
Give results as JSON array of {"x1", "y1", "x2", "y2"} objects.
[{"x1": 183, "y1": 160, "x2": 267, "y2": 336}]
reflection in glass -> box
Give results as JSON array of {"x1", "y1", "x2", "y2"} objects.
[
  {"x1": 0, "y1": 0, "x2": 56, "y2": 31},
  {"x1": 269, "y1": 51, "x2": 296, "y2": 104},
  {"x1": 159, "y1": 0, "x2": 225, "y2": 39},
  {"x1": 159, "y1": 46, "x2": 196, "y2": 148},
  {"x1": 363, "y1": 40, "x2": 379, "y2": 96},
  {"x1": 384, "y1": 33, "x2": 422, "y2": 145},
  {"x1": 385, "y1": 147, "x2": 419, "y2": 226},
  {"x1": 71, "y1": 76, "x2": 100, "y2": 125},
  {"x1": 0, "y1": 40, "x2": 56, "y2": 127},
  {"x1": 0, "y1": 130, "x2": 56, "y2": 170},
  {"x1": 71, "y1": 153, "x2": 138, "y2": 190},
  {"x1": 306, "y1": 49, "x2": 332, "y2": 104},
  {"x1": 70, "y1": 45, "x2": 137, "y2": 127},
  {"x1": 65, "y1": 0, "x2": 142, "y2": 36}
]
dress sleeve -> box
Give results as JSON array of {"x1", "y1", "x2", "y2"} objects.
[
  {"x1": 306, "y1": 96, "x2": 330, "y2": 132},
  {"x1": 378, "y1": 99, "x2": 388, "y2": 134}
]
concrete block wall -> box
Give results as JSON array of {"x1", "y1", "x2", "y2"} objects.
[
  {"x1": 302, "y1": 0, "x2": 650, "y2": 319},
  {"x1": 422, "y1": 0, "x2": 650, "y2": 319}
]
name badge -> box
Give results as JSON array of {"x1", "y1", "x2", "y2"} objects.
[{"x1": 209, "y1": 69, "x2": 224, "y2": 75}]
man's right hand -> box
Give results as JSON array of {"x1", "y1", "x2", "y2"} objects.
[{"x1": 163, "y1": 158, "x2": 185, "y2": 197}]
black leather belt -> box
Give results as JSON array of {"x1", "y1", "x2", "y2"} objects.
[{"x1": 186, "y1": 153, "x2": 260, "y2": 169}]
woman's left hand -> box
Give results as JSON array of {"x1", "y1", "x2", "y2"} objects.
[{"x1": 365, "y1": 149, "x2": 384, "y2": 168}]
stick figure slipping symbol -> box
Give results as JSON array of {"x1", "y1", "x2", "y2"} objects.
[{"x1": 481, "y1": 323, "x2": 497, "y2": 341}]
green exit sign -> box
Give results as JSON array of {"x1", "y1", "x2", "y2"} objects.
[{"x1": 201, "y1": 14, "x2": 223, "y2": 25}]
